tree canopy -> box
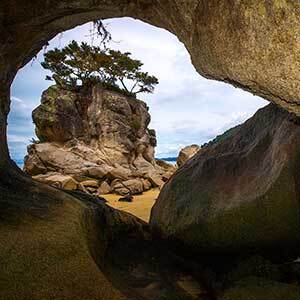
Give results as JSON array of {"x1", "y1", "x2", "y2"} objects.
[{"x1": 41, "y1": 40, "x2": 159, "y2": 97}]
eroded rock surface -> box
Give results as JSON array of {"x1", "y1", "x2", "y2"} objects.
[
  {"x1": 150, "y1": 104, "x2": 300, "y2": 255},
  {"x1": 24, "y1": 85, "x2": 170, "y2": 195},
  {"x1": 177, "y1": 144, "x2": 200, "y2": 167}
]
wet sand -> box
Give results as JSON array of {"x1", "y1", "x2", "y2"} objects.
[{"x1": 105, "y1": 188, "x2": 160, "y2": 222}]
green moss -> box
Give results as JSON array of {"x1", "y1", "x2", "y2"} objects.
[{"x1": 131, "y1": 118, "x2": 142, "y2": 131}]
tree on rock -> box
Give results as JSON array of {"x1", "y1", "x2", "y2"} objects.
[{"x1": 41, "y1": 41, "x2": 158, "y2": 97}]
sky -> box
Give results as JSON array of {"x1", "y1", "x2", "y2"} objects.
[{"x1": 9, "y1": 17, "x2": 267, "y2": 163}]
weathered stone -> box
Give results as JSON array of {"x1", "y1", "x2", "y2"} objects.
[
  {"x1": 33, "y1": 172, "x2": 78, "y2": 190},
  {"x1": 156, "y1": 159, "x2": 177, "y2": 173},
  {"x1": 151, "y1": 104, "x2": 300, "y2": 255},
  {"x1": 147, "y1": 173, "x2": 164, "y2": 188},
  {"x1": 98, "y1": 181, "x2": 111, "y2": 195},
  {"x1": 23, "y1": 150, "x2": 47, "y2": 176},
  {"x1": 86, "y1": 186, "x2": 97, "y2": 194},
  {"x1": 86, "y1": 166, "x2": 109, "y2": 179},
  {"x1": 176, "y1": 144, "x2": 200, "y2": 167},
  {"x1": 113, "y1": 184, "x2": 130, "y2": 196},
  {"x1": 142, "y1": 179, "x2": 152, "y2": 191},
  {"x1": 81, "y1": 180, "x2": 99, "y2": 188},
  {"x1": 24, "y1": 86, "x2": 173, "y2": 194},
  {"x1": 107, "y1": 165, "x2": 131, "y2": 181},
  {"x1": 122, "y1": 179, "x2": 144, "y2": 195},
  {"x1": 161, "y1": 171, "x2": 174, "y2": 182}
]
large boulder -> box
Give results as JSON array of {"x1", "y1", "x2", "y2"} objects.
[
  {"x1": 176, "y1": 144, "x2": 200, "y2": 167},
  {"x1": 150, "y1": 104, "x2": 300, "y2": 255},
  {"x1": 24, "y1": 85, "x2": 173, "y2": 195}
]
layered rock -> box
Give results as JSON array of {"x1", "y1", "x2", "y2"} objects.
[
  {"x1": 150, "y1": 104, "x2": 300, "y2": 255},
  {"x1": 24, "y1": 85, "x2": 170, "y2": 195},
  {"x1": 176, "y1": 144, "x2": 200, "y2": 167}
]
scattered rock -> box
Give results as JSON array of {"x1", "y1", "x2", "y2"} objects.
[{"x1": 118, "y1": 194, "x2": 133, "y2": 202}]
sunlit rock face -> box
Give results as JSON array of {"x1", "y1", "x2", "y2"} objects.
[
  {"x1": 150, "y1": 104, "x2": 300, "y2": 255},
  {"x1": 177, "y1": 144, "x2": 200, "y2": 168},
  {"x1": 24, "y1": 85, "x2": 168, "y2": 195}
]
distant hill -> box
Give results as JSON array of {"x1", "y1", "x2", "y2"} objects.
[{"x1": 158, "y1": 157, "x2": 177, "y2": 162}]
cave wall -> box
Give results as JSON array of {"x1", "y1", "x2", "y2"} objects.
[{"x1": 1, "y1": 0, "x2": 300, "y2": 168}]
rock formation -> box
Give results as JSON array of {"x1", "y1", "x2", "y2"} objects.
[
  {"x1": 150, "y1": 104, "x2": 300, "y2": 255},
  {"x1": 176, "y1": 144, "x2": 200, "y2": 167},
  {"x1": 24, "y1": 85, "x2": 171, "y2": 195},
  {"x1": 2, "y1": 2, "x2": 300, "y2": 299}
]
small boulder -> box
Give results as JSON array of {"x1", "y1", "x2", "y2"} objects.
[
  {"x1": 118, "y1": 194, "x2": 133, "y2": 202},
  {"x1": 122, "y1": 179, "x2": 144, "y2": 195},
  {"x1": 176, "y1": 144, "x2": 200, "y2": 167},
  {"x1": 81, "y1": 179, "x2": 99, "y2": 188},
  {"x1": 142, "y1": 179, "x2": 152, "y2": 191},
  {"x1": 98, "y1": 181, "x2": 111, "y2": 195},
  {"x1": 147, "y1": 173, "x2": 164, "y2": 188}
]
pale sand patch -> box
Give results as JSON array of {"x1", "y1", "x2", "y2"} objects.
[{"x1": 104, "y1": 188, "x2": 160, "y2": 222}]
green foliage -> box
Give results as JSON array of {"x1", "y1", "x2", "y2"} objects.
[{"x1": 41, "y1": 40, "x2": 159, "y2": 97}]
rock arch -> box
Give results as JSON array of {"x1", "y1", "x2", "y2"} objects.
[
  {"x1": 2, "y1": 2, "x2": 300, "y2": 298},
  {"x1": 2, "y1": 1, "x2": 300, "y2": 173},
  {"x1": 1, "y1": 0, "x2": 300, "y2": 183}
]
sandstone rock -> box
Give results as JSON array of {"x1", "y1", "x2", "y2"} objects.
[
  {"x1": 142, "y1": 179, "x2": 152, "y2": 191},
  {"x1": 156, "y1": 159, "x2": 177, "y2": 173},
  {"x1": 107, "y1": 165, "x2": 131, "y2": 181},
  {"x1": 23, "y1": 152, "x2": 47, "y2": 176},
  {"x1": 122, "y1": 179, "x2": 144, "y2": 195},
  {"x1": 81, "y1": 179, "x2": 99, "y2": 188},
  {"x1": 161, "y1": 171, "x2": 174, "y2": 182},
  {"x1": 176, "y1": 144, "x2": 200, "y2": 167},
  {"x1": 98, "y1": 181, "x2": 111, "y2": 195},
  {"x1": 86, "y1": 186, "x2": 97, "y2": 194},
  {"x1": 85, "y1": 166, "x2": 109, "y2": 179},
  {"x1": 113, "y1": 184, "x2": 130, "y2": 196},
  {"x1": 151, "y1": 104, "x2": 300, "y2": 255},
  {"x1": 147, "y1": 173, "x2": 164, "y2": 188},
  {"x1": 24, "y1": 85, "x2": 172, "y2": 195},
  {"x1": 33, "y1": 172, "x2": 78, "y2": 190}
]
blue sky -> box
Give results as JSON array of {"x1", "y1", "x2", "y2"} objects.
[{"x1": 9, "y1": 17, "x2": 267, "y2": 163}]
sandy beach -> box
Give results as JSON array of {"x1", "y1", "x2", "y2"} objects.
[{"x1": 105, "y1": 188, "x2": 160, "y2": 222}]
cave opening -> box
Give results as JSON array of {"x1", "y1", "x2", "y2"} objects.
[
  {"x1": 2, "y1": 3, "x2": 300, "y2": 299},
  {"x1": 8, "y1": 17, "x2": 267, "y2": 221}
]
